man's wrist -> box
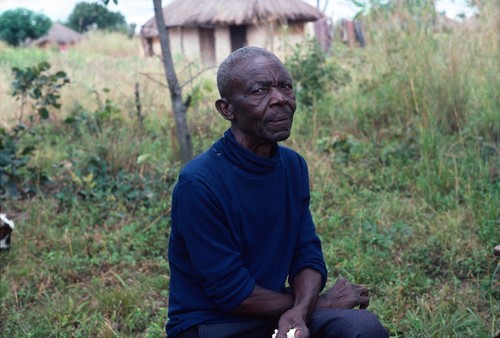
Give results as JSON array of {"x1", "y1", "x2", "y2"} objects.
[
  {"x1": 315, "y1": 294, "x2": 331, "y2": 309},
  {"x1": 291, "y1": 303, "x2": 310, "y2": 318}
]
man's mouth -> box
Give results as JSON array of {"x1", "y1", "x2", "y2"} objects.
[
  {"x1": 267, "y1": 110, "x2": 294, "y2": 123},
  {"x1": 268, "y1": 116, "x2": 291, "y2": 123},
  {"x1": 267, "y1": 115, "x2": 293, "y2": 132}
]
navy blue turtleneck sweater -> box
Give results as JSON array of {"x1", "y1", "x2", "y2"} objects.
[{"x1": 166, "y1": 129, "x2": 327, "y2": 337}]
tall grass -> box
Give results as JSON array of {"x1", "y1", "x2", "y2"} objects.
[
  {"x1": 290, "y1": 2, "x2": 499, "y2": 336},
  {"x1": 0, "y1": 4, "x2": 499, "y2": 337}
]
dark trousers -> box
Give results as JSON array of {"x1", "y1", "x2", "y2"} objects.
[{"x1": 174, "y1": 308, "x2": 389, "y2": 338}]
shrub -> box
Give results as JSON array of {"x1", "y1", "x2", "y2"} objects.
[{"x1": 0, "y1": 9, "x2": 51, "y2": 46}]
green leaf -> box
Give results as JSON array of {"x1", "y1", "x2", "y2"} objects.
[
  {"x1": 21, "y1": 145, "x2": 36, "y2": 155},
  {"x1": 351, "y1": 0, "x2": 366, "y2": 8},
  {"x1": 64, "y1": 116, "x2": 77, "y2": 124},
  {"x1": 5, "y1": 180, "x2": 18, "y2": 197},
  {"x1": 55, "y1": 71, "x2": 68, "y2": 78},
  {"x1": 38, "y1": 107, "x2": 49, "y2": 119},
  {"x1": 0, "y1": 154, "x2": 11, "y2": 167},
  {"x1": 137, "y1": 154, "x2": 153, "y2": 165},
  {"x1": 13, "y1": 156, "x2": 30, "y2": 167},
  {"x1": 38, "y1": 61, "x2": 51, "y2": 71},
  {"x1": 32, "y1": 88, "x2": 42, "y2": 99}
]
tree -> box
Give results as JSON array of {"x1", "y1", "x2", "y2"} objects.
[
  {"x1": 99, "y1": 0, "x2": 192, "y2": 163},
  {"x1": 0, "y1": 9, "x2": 51, "y2": 46},
  {"x1": 66, "y1": 2, "x2": 127, "y2": 33},
  {"x1": 152, "y1": 0, "x2": 193, "y2": 165},
  {"x1": 316, "y1": 0, "x2": 330, "y2": 12}
]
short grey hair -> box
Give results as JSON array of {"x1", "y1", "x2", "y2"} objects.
[{"x1": 216, "y1": 46, "x2": 281, "y2": 98}]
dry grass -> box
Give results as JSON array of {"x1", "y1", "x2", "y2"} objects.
[{"x1": 0, "y1": 5, "x2": 499, "y2": 336}]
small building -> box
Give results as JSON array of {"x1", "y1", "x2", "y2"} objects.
[
  {"x1": 29, "y1": 22, "x2": 83, "y2": 50},
  {"x1": 139, "y1": 0, "x2": 324, "y2": 66}
]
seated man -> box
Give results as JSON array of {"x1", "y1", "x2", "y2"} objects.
[{"x1": 166, "y1": 46, "x2": 388, "y2": 338}]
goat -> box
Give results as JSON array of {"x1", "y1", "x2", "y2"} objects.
[{"x1": 0, "y1": 213, "x2": 15, "y2": 250}]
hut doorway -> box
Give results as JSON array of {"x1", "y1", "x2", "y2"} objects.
[
  {"x1": 146, "y1": 37, "x2": 154, "y2": 57},
  {"x1": 230, "y1": 25, "x2": 247, "y2": 51},
  {"x1": 199, "y1": 27, "x2": 216, "y2": 66}
]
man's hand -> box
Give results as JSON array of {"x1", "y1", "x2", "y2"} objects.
[
  {"x1": 316, "y1": 277, "x2": 370, "y2": 309},
  {"x1": 274, "y1": 269, "x2": 323, "y2": 338},
  {"x1": 275, "y1": 308, "x2": 309, "y2": 338}
]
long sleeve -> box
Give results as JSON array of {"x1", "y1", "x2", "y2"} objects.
[
  {"x1": 288, "y1": 160, "x2": 327, "y2": 289},
  {"x1": 170, "y1": 178, "x2": 255, "y2": 312}
]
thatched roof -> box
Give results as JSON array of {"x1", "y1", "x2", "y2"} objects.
[
  {"x1": 30, "y1": 23, "x2": 83, "y2": 46},
  {"x1": 141, "y1": 0, "x2": 323, "y2": 38}
]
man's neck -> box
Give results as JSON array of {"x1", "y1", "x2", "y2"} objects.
[{"x1": 231, "y1": 130, "x2": 277, "y2": 158}]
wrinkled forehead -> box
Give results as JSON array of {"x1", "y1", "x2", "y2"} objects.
[{"x1": 229, "y1": 55, "x2": 291, "y2": 86}]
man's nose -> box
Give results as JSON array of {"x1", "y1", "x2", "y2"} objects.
[{"x1": 269, "y1": 87, "x2": 289, "y2": 105}]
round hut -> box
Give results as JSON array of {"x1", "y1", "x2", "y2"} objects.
[
  {"x1": 139, "y1": 0, "x2": 323, "y2": 65},
  {"x1": 29, "y1": 22, "x2": 84, "y2": 51}
]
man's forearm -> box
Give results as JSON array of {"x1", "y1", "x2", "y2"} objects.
[
  {"x1": 231, "y1": 285, "x2": 294, "y2": 317},
  {"x1": 230, "y1": 268, "x2": 323, "y2": 319},
  {"x1": 290, "y1": 268, "x2": 323, "y2": 321}
]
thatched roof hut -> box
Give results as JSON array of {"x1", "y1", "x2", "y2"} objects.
[
  {"x1": 139, "y1": 0, "x2": 323, "y2": 64},
  {"x1": 30, "y1": 22, "x2": 83, "y2": 49},
  {"x1": 141, "y1": 0, "x2": 324, "y2": 37}
]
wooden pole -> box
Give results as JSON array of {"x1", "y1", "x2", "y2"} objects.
[{"x1": 152, "y1": 0, "x2": 193, "y2": 165}]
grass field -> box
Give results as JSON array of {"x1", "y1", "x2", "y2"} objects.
[{"x1": 0, "y1": 3, "x2": 499, "y2": 337}]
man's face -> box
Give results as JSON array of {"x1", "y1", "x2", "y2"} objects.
[{"x1": 224, "y1": 56, "x2": 297, "y2": 148}]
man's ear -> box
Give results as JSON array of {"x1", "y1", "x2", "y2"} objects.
[{"x1": 215, "y1": 98, "x2": 234, "y2": 121}]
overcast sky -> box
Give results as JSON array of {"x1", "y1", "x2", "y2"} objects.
[{"x1": 0, "y1": 0, "x2": 477, "y2": 29}]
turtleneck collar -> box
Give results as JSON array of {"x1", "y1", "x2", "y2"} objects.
[{"x1": 219, "y1": 129, "x2": 280, "y2": 175}]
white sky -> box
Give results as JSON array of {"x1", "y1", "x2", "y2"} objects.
[{"x1": 0, "y1": 0, "x2": 477, "y2": 30}]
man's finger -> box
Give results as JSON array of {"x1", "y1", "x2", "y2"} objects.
[
  {"x1": 334, "y1": 277, "x2": 348, "y2": 286},
  {"x1": 358, "y1": 296, "x2": 370, "y2": 309},
  {"x1": 276, "y1": 330, "x2": 288, "y2": 338},
  {"x1": 294, "y1": 328, "x2": 308, "y2": 338},
  {"x1": 358, "y1": 286, "x2": 369, "y2": 297},
  {"x1": 276, "y1": 322, "x2": 291, "y2": 338}
]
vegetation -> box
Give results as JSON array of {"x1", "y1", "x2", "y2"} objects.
[
  {"x1": 67, "y1": 2, "x2": 130, "y2": 34},
  {"x1": 11, "y1": 61, "x2": 70, "y2": 122},
  {"x1": 152, "y1": 0, "x2": 193, "y2": 165},
  {"x1": 0, "y1": 61, "x2": 69, "y2": 198},
  {"x1": 0, "y1": 2, "x2": 498, "y2": 337},
  {"x1": 0, "y1": 8, "x2": 51, "y2": 46}
]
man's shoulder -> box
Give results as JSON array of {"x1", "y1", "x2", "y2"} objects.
[
  {"x1": 182, "y1": 149, "x2": 218, "y2": 173},
  {"x1": 278, "y1": 144, "x2": 301, "y2": 156},
  {"x1": 278, "y1": 145, "x2": 307, "y2": 168},
  {"x1": 178, "y1": 146, "x2": 228, "y2": 184}
]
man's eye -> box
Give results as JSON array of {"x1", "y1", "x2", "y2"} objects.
[
  {"x1": 252, "y1": 88, "x2": 267, "y2": 94},
  {"x1": 281, "y1": 84, "x2": 293, "y2": 90}
]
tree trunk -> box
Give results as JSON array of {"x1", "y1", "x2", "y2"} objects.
[
  {"x1": 316, "y1": 0, "x2": 329, "y2": 12},
  {"x1": 152, "y1": 0, "x2": 193, "y2": 165}
]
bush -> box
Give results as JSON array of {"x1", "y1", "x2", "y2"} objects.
[
  {"x1": 0, "y1": 9, "x2": 51, "y2": 46},
  {"x1": 0, "y1": 62, "x2": 68, "y2": 199},
  {"x1": 285, "y1": 38, "x2": 350, "y2": 107}
]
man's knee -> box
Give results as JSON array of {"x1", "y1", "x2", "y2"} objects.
[
  {"x1": 351, "y1": 310, "x2": 388, "y2": 337},
  {"x1": 309, "y1": 308, "x2": 389, "y2": 338}
]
